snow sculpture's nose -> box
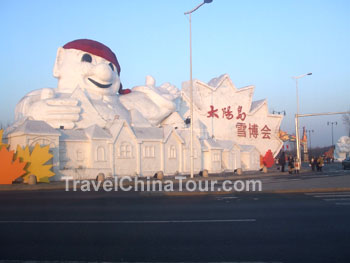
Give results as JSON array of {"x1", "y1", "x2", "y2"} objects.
[{"x1": 93, "y1": 63, "x2": 113, "y2": 82}]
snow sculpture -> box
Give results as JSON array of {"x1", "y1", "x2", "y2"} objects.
[
  {"x1": 334, "y1": 136, "x2": 350, "y2": 161},
  {"x1": 5, "y1": 38, "x2": 285, "y2": 179},
  {"x1": 180, "y1": 74, "x2": 283, "y2": 157},
  {"x1": 15, "y1": 39, "x2": 179, "y2": 129}
]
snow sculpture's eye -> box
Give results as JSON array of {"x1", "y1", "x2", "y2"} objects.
[
  {"x1": 109, "y1": 63, "x2": 114, "y2": 71},
  {"x1": 81, "y1": 53, "x2": 92, "y2": 63}
]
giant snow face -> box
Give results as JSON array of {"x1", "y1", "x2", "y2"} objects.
[
  {"x1": 53, "y1": 48, "x2": 120, "y2": 96},
  {"x1": 14, "y1": 40, "x2": 179, "y2": 130}
]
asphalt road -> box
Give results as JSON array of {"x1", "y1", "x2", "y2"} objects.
[{"x1": 0, "y1": 189, "x2": 350, "y2": 263}]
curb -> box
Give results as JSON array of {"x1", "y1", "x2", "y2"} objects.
[
  {"x1": 139, "y1": 187, "x2": 350, "y2": 197},
  {"x1": 262, "y1": 187, "x2": 350, "y2": 194},
  {"x1": 1, "y1": 169, "x2": 349, "y2": 194},
  {"x1": 0, "y1": 171, "x2": 314, "y2": 192}
]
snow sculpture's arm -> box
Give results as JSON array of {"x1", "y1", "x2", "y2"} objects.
[
  {"x1": 119, "y1": 76, "x2": 179, "y2": 126},
  {"x1": 15, "y1": 88, "x2": 81, "y2": 129}
]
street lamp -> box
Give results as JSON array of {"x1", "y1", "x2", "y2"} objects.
[
  {"x1": 272, "y1": 110, "x2": 286, "y2": 116},
  {"x1": 185, "y1": 0, "x2": 213, "y2": 179},
  {"x1": 327, "y1": 121, "x2": 337, "y2": 146},
  {"x1": 292, "y1": 72, "x2": 312, "y2": 171}
]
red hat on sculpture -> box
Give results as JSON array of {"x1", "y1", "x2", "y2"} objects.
[{"x1": 63, "y1": 39, "x2": 121, "y2": 75}]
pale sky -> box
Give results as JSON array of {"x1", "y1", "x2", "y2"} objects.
[{"x1": 1, "y1": 0, "x2": 349, "y2": 147}]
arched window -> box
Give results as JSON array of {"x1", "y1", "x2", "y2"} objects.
[
  {"x1": 120, "y1": 143, "x2": 132, "y2": 158},
  {"x1": 213, "y1": 152, "x2": 220, "y2": 162},
  {"x1": 30, "y1": 137, "x2": 56, "y2": 148},
  {"x1": 96, "y1": 146, "x2": 106, "y2": 161},
  {"x1": 169, "y1": 145, "x2": 177, "y2": 159}
]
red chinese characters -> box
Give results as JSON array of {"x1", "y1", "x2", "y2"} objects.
[
  {"x1": 236, "y1": 123, "x2": 247, "y2": 137},
  {"x1": 261, "y1": 125, "x2": 271, "y2": 139},
  {"x1": 236, "y1": 106, "x2": 246, "y2": 121},
  {"x1": 206, "y1": 104, "x2": 272, "y2": 140},
  {"x1": 207, "y1": 105, "x2": 246, "y2": 121},
  {"x1": 236, "y1": 123, "x2": 272, "y2": 139},
  {"x1": 207, "y1": 105, "x2": 219, "y2": 118},
  {"x1": 249, "y1": 123, "x2": 259, "y2": 138},
  {"x1": 222, "y1": 106, "x2": 234, "y2": 120}
]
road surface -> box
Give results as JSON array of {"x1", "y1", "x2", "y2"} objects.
[{"x1": 0, "y1": 189, "x2": 349, "y2": 262}]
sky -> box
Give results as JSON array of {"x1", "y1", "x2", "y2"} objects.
[{"x1": 0, "y1": 0, "x2": 349, "y2": 147}]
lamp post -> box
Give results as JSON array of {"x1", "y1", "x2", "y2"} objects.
[
  {"x1": 327, "y1": 121, "x2": 337, "y2": 146},
  {"x1": 185, "y1": 0, "x2": 212, "y2": 179},
  {"x1": 293, "y1": 72, "x2": 312, "y2": 171}
]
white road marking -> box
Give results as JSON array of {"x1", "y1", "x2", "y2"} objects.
[
  {"x1": 313, "y1": 194, "x2": 350, "y2": 198},
  {"x1": 0, "y1": 219, "x2": 256, "y2": 224},
  {"x1": 305, "y1": 193, "x2": 350, "y2": 206},
  {"x1": 324, "y1": 198, "x2": 350, "y2": 201}
]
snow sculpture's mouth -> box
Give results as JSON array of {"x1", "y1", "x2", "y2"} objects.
[{"x1": 88, "y1": 78, "x2": 112, "y2": 89}]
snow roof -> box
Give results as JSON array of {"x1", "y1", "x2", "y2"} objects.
[
  {"x1": 176, "y1": 129, "x2": 201, "y2": 147},
  {"x1": 240, "y1": 145, "x2": 258, "y2": 153},
  {"x1": 133, "y1": 127, "x2": 163, "y2": 141},
  {"x1": 85, "y1": 125, "x2": 112, "y2": 140},
  {"x1": 216, "y1": 140, "x2": 240, "y2": 151},
  {"x1": 250, "y1": 99, "x2": 266, "y2": 113},
  {"x1": 176, "y1": 130, "x2": 189, "y2": 144},
  {"x1": 163, "y1": 126, "x2": 185, "y2": 144},
  {"x1": 208, "y1": 73, "x2": 229, "y2": 87},
  {"x1": 108, "y1": 120, "x2": 125, "y2": 138},
  {"x1": 203, "y1": 138, "x2": 222, "y2": 150},
  {"x1": 60, "y1": 129, "x2": 88, "y2": 141},
  {"x1": 200, "y1": 140, "x2": 208, "y2": 151},
  {"x1": 161, "y1": 111, "x2": 184, "y2": 127},
  {"x1": 163, "y1": 126, "x2": 173, "y2": 141},
  {"x1": 8, "y1": 119, "x2": 60, "y2": 136}
]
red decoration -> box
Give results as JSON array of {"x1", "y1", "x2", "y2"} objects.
[
  {"x1": 263, "y1": 149, "x2": 274, "y2": 168},
  {"x1": 63, "y1": 39, "x2": 121, "y2": 75}
]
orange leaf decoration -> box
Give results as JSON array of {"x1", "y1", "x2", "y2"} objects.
[
  {"x1": 0, "y1": 147, "x2": 27, "y2": 184},
  {"x1": 0, "y1": 129, "x2": 9, "y2": 149}
]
